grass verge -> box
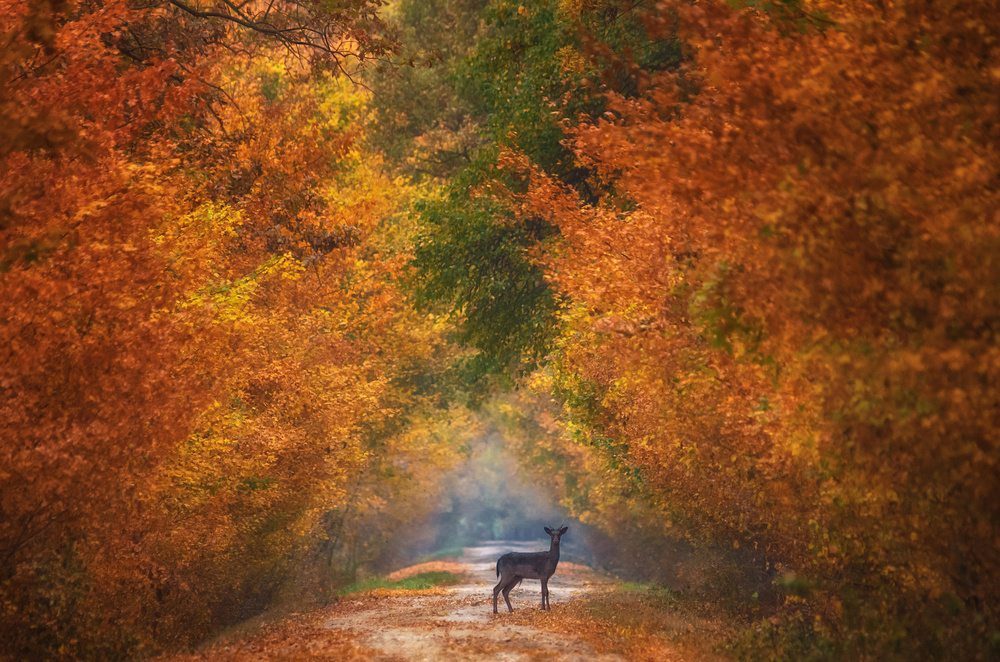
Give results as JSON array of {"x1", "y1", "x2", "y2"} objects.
[{"x1": 337, "y1": 571, "x2": 463, "y2": 596}]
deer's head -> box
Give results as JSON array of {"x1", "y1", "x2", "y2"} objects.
[{"x1": 544, "y1": 526, "x2": 568, "y2": 544}]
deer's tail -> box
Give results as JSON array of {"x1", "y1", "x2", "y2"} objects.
[{"x1": 496, "y1": 559, "x2": 500, "y2": 578}]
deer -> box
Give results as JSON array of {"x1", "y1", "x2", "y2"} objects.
[{"x1": 493, "y1": 526, "x2": 568, "y2": 613}]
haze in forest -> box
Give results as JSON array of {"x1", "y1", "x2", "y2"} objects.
[{"x1": 2, "y1": 0, "x2": 998, "y2": 660}]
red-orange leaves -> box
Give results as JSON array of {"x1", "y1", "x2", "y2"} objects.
[
  {"x1": 1, "y1": 2, "x2": 442, "y2": 659},
  {"x1": 509, "y1": 0, "x2": 1000, "y2": 654}
]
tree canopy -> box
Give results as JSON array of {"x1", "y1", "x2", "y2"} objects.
[{"x1": 3, "y1": 0, "x2": 998, "y2": 659}]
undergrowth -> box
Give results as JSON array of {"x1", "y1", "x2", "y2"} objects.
[{"x1": 517, "y1": 582, "x2": 727, "y2": 662}]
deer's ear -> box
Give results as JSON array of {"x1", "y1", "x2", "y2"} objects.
[
  {"x1": 544, "y1": 527, "x2": 553, "y2": 534},
  {"x1": 559, "y1": 527, "x2": 568, "y2": 534}
]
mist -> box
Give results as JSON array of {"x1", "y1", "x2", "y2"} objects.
[{"x1": 375, "y1": 429, "x2": 594, "y2": 571}]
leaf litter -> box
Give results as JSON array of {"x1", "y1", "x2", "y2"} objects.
[{"x1": 160, "y1": 545, "x2": 726, "y2": 661}]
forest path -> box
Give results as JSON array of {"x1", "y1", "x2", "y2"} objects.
[
  {"x1": 322, "y1": 542, "x2": 624, "y2": 661},
  {"x1": 168, "y1": 542, "x2": 719, "y2": 661}
]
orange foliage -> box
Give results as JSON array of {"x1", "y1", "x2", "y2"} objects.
[
  {"x1": 1, "y1": 2, "x2": 458, "y2": 658},
  {"x1": 501, "y1": 0, "x2": 999, "y2": 653},
  {"x1": 2, "y1": 4, "x2": 211, "y2": 650}
]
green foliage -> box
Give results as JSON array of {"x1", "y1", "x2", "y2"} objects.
[
  {"x1": 410, "y1": 175, "x2": 562, "y2": 395},
  {"x1": 388, "y1": 0, "x2": 684, "y2": 392},
  {"x1": 365, "y1": 0, "x2": 488, "y2": 178},
  {"x1": 459, "y1": 1, "x2": 581, "y2": 179},
  {"x1": 461, "y1": 0, "x2": 681, "y2": 172}
]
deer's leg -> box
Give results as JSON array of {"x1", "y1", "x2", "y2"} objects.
[
  {"x1": 501, "y1": 577, "x2": 517, "y2": 613},
  {"x1": 493, "y1": 577, "x2": 504, "y2": 614},
  {"x1": 541, "y1": 577, "x2": 549, "y2": 610}
]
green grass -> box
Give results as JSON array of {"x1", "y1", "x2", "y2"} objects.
[{"x1": 336, "y1": 571, "x2": 463, "y2": 596}]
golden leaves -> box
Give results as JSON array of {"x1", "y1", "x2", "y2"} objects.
[{"x1": 1, "y1": 3, "x2": 465, "y2": 656}]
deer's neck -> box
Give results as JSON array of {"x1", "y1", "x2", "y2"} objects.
[{"x1": 548, "y1": 540, "x2": 561, "y2": 565}]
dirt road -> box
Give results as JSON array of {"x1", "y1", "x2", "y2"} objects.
[
  {"x1": 323, "y1": 542, "x2": 623, "y2": 661},
  {"x1": 169, "y1": 542, "x2": 721, "y2": 661}
]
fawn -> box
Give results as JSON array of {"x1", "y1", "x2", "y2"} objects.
[{"x1": 493, "y1": 526, "x2": 568, "y2": 613}]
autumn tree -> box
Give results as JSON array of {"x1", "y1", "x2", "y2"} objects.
[
  {"x1": 487, "y1": 0, "x2": 1000, "y2": 658},
  {"x1": 1, "y1": 1, "x2": 466, "y2": 659},
  {"x1": 390, "y1": 0, "x2": 682, "y2": 399}
]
